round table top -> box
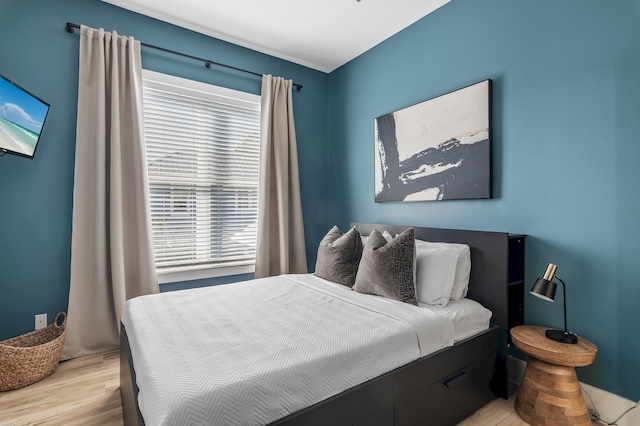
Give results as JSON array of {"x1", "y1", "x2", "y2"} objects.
[{"x1": 511, "y1": 325, "x2": 597, "y2": 367}]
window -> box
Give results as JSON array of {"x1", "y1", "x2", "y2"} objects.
[{"x1": 142, "y1": 70, "x2": 260, "y2": 283}]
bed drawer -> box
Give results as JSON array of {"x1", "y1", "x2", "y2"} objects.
[
  {"x1": 354, "y1": 406, "x2": 394, "y2": 426},
  {"x1": 395, "y1": 351, "x2": 497, "y2": 426}
]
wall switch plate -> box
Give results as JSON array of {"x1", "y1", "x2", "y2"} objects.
[{"x1": 35, "y1": 313, "x2": 47, "y2": 330}]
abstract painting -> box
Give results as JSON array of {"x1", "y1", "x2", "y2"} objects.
[{"x1": 374, "y1": 80, "x2": 491, "y2": 202}]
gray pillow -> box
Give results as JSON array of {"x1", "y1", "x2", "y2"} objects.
[
  {"x1": 314, "y1": 226, "x2": 363, "y2": 287},
  {"x1": 353, "y1": 228, "x2": 417, "y2": 306}
]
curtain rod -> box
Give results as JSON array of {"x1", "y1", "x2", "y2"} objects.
[{"x1": 64, "y1": 22, "x2": 303, "y2": 91}]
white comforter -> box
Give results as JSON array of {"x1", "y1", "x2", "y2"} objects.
[{"x1": 122, "y1": 274, "x2": 455, "y2": 426}]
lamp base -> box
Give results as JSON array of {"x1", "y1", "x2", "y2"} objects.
[{"x1": 545, "y1": 329, "x2": 578, "y2": 344}]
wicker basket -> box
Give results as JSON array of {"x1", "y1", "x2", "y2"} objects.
[{"x1": 0, "y1": 312, "x2": 67, "y2": 392}]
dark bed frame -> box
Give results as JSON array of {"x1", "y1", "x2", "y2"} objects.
[{"x1": 120, "y1": 223, "x2": 524, "y2": 426}]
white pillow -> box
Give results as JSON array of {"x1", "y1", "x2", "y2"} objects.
[
  {"x1": 450, "y1": 245, "x2": 471, "y2": 300},
  {"x1": 415, "y1": 240, "x2": 471, "y2": 301},
  {"x1": 414, "y1": 240, "x2": 459, "y2": 306}
]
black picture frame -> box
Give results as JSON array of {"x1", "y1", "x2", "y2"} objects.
[{"x1": 374, "y1": 80, "x2": 491, "y2": 202}]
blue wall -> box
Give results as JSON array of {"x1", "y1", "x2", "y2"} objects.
[
  {"x1": 327, "y1": 0, "x2": 640, "y2": 400},
  {"x1": 0, "y1": 0, "x2": 328, "y2": 340}
]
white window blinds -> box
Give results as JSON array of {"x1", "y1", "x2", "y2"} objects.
[{"x1": 142, "y1": 70, "x2": 260, "y2": 276}]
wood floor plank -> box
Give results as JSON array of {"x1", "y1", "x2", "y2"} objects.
[
  {"x1": 0, "y1": 350, "x2": 123, "y2": 426},
  {"x1": 1, "y1": 349, "x2": 533, "y2": 426},
  {"x1": 458, "y1": 393, "x2": 529, "y2": 426}
]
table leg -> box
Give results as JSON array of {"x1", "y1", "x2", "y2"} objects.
[{"x1": 514, "y1": 357, "x2": 591, "y2": 426}]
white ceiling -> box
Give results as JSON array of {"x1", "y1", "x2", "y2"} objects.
[{"x1": 102, "y1": 0, "x2": 451, "y2": 73}]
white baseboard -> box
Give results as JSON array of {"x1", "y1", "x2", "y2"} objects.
[{"x1": 508, "y1": 356, "x2": 640, "y2": 426}]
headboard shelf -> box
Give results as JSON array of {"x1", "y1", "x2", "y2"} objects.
[{"x1": 352, "y1": 222, "x2": 526, "y2": 398}]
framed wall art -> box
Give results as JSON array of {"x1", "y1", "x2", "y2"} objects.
[{"x1": 374, "y1": 79, "x2": 491, "y2": 202}]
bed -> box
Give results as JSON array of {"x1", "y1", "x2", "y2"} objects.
[{"x1": 120, "y1": 223, "x2": 524, "y2": 426}]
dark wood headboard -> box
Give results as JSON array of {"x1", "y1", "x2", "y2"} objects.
[{"x1": 352, "y1": 222, "x2": 525, "y2": 398}]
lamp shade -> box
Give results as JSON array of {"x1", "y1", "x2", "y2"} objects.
[{"x1": 530, "y1": 278, "x2": 557, "y2": 302}]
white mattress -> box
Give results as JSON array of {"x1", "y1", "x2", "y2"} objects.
[
  {"x1": 122, "y1": 274, "x2": 487, "y2": 426},
  {"x1": 419, "y1": 298, "x2": 492, "y2": 342}
]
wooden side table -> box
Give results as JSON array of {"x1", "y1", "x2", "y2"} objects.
[{"x1": 511, "y1": 325, "x2": 597, "y2": 426}]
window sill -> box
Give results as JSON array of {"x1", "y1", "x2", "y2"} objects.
[{"x1": 158, "y1": 263, "x2": 255, "y2": 284}]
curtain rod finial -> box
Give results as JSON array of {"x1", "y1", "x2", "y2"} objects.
[{"x1": 65, "y1": 23, "x2": 76, "y2": 33}]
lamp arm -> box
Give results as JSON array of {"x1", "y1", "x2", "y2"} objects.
[{"x1": 555, "y1": 275, "x2": 568, "y2": 334}]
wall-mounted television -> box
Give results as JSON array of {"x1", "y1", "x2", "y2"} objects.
[{"x1": 0, "y1": 74, "x2": 50, "y2": 159}]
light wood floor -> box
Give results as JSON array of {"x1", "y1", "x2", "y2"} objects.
[{"x1": 0, "y1": 350, "x2": 529, "y2": 426}]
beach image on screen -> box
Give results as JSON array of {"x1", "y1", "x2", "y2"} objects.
[{"x1": 0, "y1": 77, "x2": 49, "y2": 157}]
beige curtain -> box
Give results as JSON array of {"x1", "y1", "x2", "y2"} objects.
[
  {"x1": 62, "y1": 25, "x2": 158, "y2": 360},
  {"x1": 254, "y1": 75, "x2": 307, "y2": 278}
]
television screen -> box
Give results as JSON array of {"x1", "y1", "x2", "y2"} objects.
[{"x1": 0, "y1": 74, "x2": 50, "y2": 159}]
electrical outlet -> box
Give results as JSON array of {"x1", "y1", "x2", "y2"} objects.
[{"x1": 35, "y1": 313, "x2": 47, "y2": 330}]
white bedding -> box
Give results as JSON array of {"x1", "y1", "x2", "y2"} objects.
[
  {"x1": 122, "y1": 274, "x2": 471, "y2": 425},
  {"x1": 419, "y1": 298, "x2": 492, "y2": 342}
]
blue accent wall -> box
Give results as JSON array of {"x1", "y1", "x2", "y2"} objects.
[
  {"x1": 327, "y1": 0, "x2": 640, "y2": 400},
  {"x1": 0, "y1": 0, "x2": 328, "y2": 340}
]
